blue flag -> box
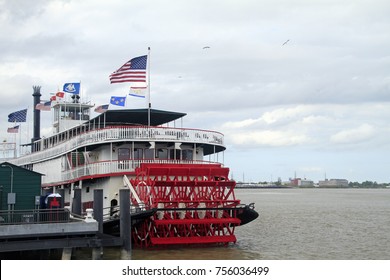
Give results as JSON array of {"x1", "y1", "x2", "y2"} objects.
[
  {"x1": 8, "y1": 109, "x2": 27, "y2": 122},
  {"x1": 63, "y1": 82, "x2": 81, "y2": 94},
  {"x1": 110, "y1": 96, "x2": 126, "y2": 106}
]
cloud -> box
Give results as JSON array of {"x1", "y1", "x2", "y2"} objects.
[
  {"x1": 1, "y1": 0, "x2": 390, "y2": 182},
  {"x1": 220, "y1": 103, "x2": 390, "y2": 152},
  {"x1": 330, "y1": 124, "x2": 375, "y2": 144},
  {"x1": 230, "y1": 130, "x2": 311, "y2": 147}
]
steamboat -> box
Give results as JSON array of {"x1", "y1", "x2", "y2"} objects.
[{"x1": 7, "y1": 86, "x2": 258, "y2": 248}]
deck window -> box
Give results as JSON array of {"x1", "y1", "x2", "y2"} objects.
[
  {"x1": 144, "y1": 149, "x2": 154, "y2": 159},
  {"x1": 156, "y1": 148, "x2": 168, "y2": 159},
  {"x1": 133, "y1": 148, "x2": 143, "y2": 159},
  {"x1": 182, "y1": 149, "x2": 193, "y2": 160},
  {"x1": 118, "y1": 148, "x2": 130, "y2": 160},
  {"x1": 118, "y1": 148, "x2": 130, "y2": 169},
  {"x1": 169, "y1": 149, "x2": 181, "y2": 160}
]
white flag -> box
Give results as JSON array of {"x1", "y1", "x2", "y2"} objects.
[{"x1": 129, "y1": 85, "x2": 147, "y2": 98}]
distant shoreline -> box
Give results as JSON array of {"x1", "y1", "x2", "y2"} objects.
[{"x1": 235, "y1": 185, "x2": 390, "y2": 189}]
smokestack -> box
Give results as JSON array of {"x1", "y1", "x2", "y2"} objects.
[{"x1": 32, "y1": 85, "x2": 41, "y2": 151}]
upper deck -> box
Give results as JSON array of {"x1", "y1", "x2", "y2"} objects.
[
  {"x1": 12, "y1": 125, "x2": 225, "y2": 166},
  {"x1": 11, "y1": 108, "x2": 225, "y2": 166}
]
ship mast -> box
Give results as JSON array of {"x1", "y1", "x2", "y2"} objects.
[{"x1": 147, "y1": 47, "x2": 151, "y2": 126}]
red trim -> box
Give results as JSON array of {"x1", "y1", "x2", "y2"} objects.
[
  {"x1": 150, "y1": 235, "x2": 236, "y2": 245},
  {"x1": 153, "y1": 218, "x2": 241, "y2": 225}
]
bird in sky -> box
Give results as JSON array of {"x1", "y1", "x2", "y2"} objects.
[
  {"x1": 282, "y1": 39, "x2": 290, "y2": 46},
  {"x1": 203, "y1": 46, "x2": 210, "y2": 49}
]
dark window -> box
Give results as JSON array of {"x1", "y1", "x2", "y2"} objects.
[
  {"x1": 169, "y1": 149, "x2": 181, "y2": 160},
  {"x1": 118, "y1": 148, "x2": 130, "y2": 161},
  {"x1": 145, "y1": 149, "x2": 154, "y2": 159},
  {"x1": 182, "y1": 149, "x2": 193, "y2": 160},
  {"x1": 156, "y1": 148, "x2": 168, "y2": 159},
  {"x1": 133, "y1": 148, "x2": 143, "y2": 159}
]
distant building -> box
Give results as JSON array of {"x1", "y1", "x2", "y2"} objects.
[
  {"x1": 318, "y1": 179, "x2": 349, "y2": 188},
  {"x1": 289, "y1": 178, "x2": 314, "y2": 187}
]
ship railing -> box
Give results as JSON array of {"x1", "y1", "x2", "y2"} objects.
[
  {"x1": 56, "y1": 159, "x2": 218, "y2": 184},
  {"x1": 101, "y1": 203, "x2": 150, "y2": 222},
  {"x1": 0, "y1": 208, "x2": 70, "y2": 225},
  {"x1": 12, "y1": 126, "x2": 224, "y2": 166}
]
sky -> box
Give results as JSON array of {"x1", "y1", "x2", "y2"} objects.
[{"x1": 0, "y1": 0, "x2": 389, "y2": 183}]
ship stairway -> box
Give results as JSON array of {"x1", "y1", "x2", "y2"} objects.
[{"x1": 126, "y1": 163, "x2": 242, "y2": 247}]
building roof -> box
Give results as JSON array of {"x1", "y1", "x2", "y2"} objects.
[
  {"x1": 91, "y1": 108, "x2": 186, "y2": 126},
  {"x1": 0, "y1": 162, "x2": 43, "y2": 176}
]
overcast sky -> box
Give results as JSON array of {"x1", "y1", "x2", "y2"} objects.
[{"x1": 1, "y1": 0, "x2": 389, "y2": 183}]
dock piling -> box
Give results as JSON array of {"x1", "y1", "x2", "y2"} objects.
[
  {"x1": 93, "y1": 189, "x2": 104, "y2": 260},
  {"x1": 93, "y1": 189, "x2": 103, "y2": 233},
  {"x1": 62, "y1": 247, "x2": 72, "y2": 260},
  {"x1": 119, "y1": 189, "x2": 131, "y2": 260},
  {"x1": 72, "y1": 188, "x2": 81, "y2": 215}
]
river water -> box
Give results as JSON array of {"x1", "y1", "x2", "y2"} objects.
[{"x1": 74, "y1": 188, "x2": 390, "y2": 260}]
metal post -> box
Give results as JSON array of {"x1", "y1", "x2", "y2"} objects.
[
  {"x1": 57, "y1": 188, "x2": 65, "y2": 208},
  {"x1": 119, "y1": 189, "x2": 131, "y2": 259}
]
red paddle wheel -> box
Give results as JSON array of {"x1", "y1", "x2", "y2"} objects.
[{"x1": 129, "y1": 163, "x2": 241, "y2": 247}]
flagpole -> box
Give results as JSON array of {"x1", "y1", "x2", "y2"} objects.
[
  {"x1": 79, "y1": 80, "x2": 82, "y2": 126},
  {"x1": 18, "y1": 122, "x2": 21, "y2": 156},
  {"x1": 147, "y1": 47, "x2": 151, "y2": 127},
  {"x1": 13, "y1": 122, "x2": 17, "y2": 155}
]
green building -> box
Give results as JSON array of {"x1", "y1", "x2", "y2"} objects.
[{"x1": 0, "y1": 162, "x2": 42, "y2": 211}]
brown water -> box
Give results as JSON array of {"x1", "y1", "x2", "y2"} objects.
[{"x1": 74, "y1": 188, "x2": 390, "y2": 260}]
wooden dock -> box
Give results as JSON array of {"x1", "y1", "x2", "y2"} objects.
[{"x1": 0, "y1": 189, "x2": 132, "y2": 260}]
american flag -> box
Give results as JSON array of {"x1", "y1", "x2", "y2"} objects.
[
  {"x1": 109, "y1": 55, "x2": 147, "y2": 84},
  {"x1": 94, "y1": 104, "x2": 109, "y2": 113},
  {"x1": 7, "y1": 125, "x2": 19, "y2": 133},
  {"x1": 35, "y1": 101, "x2": 52, "y2": 111},
  {"x1": 8, "y1": 109, "x2": 27, "y2": 122}
]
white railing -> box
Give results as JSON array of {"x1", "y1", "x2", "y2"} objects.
[
  {"x1": 11, "y1": 126, "x2": 224, "y2": 166},
  {"x1": 43, "y1": 159, "x2": 219, "y2": 185}
]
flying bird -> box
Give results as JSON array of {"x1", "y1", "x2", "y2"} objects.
[
  {"x1": 203, "y1": 46, "x2": 210, "y2": 49},
  {"x1": 282, "y1": 39, "x2": 290, "y2": 46}
]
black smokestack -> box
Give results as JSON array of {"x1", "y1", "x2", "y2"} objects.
[{"x1": 32, "y1": 85, "x2": 41, "y2": 151}]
